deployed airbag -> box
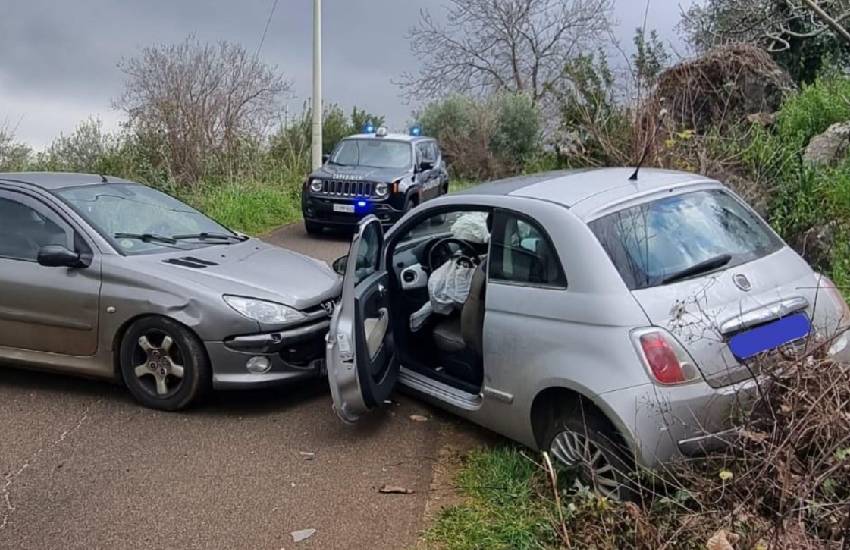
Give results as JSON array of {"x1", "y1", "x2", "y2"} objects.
[{"x1": 410, "y1": 257, "x2": 475, "y2": 332}]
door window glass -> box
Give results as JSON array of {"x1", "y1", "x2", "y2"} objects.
[
  {"x1": 0, "y1": 195, "x2": 70, "y2": 261},
  {"x1": 354, "y1": 221, "x2": 382, "y2": 285},
  {"x1": 490, "y1": 213, "x2": 566, "y2": 287}
]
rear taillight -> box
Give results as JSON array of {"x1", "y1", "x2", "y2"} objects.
[{"x1": 632, "y1": 328, "x2": 701, "y2": 386}]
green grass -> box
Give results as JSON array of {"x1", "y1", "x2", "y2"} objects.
[
  {"x1": 181, "y1": 181, "x2": 302, "y2": 235},
  {"x1": 424, "y1": 447, "x2": 561, "y2": 550}
]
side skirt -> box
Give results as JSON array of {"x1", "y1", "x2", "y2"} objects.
[{"x1": 398, "y1": 366, "x2": 482, "y2": 411}]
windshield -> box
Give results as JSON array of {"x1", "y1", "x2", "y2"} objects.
[
  {"x1": 57, "y1": 184, "x2": 235, "y2": 255},
  {"x1": 589, "y1": 189, "x2": 783, "y2": 290},
  {"x1": 330, "y1": 139, "x2": 412, "y2": 169}
]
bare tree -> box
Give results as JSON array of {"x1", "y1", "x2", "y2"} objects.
[
  {"x1": 683, "y1": 0, "x2": 850, "y2": 54},
  {"x1": 115, "y1": 37, "x2": 290, "y2": 184},
  {"x1": 399, "y1": 0, "x2": 614, "y2": 104}
]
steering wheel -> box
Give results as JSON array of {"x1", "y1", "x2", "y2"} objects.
[{"x1": 427, "y1": 237, "x2": 479, "y2": 271}]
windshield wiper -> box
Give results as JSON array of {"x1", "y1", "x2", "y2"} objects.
[
  {"x1": 114, "y1": 232, "x2": 177, "y2": 244},
  {"x1": 662, "y1": 254, "x2": 733, "y2": 285},
  {"x1": 171, "y1": 232, "x2": 247, "y2": 242}
]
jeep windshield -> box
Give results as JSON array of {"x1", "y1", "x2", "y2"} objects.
[
  {"x1": 329, "y1": 139, "x2": 412, "y2": 169},
  {"x1": 589, "y1": 189, "x2": 783, "y2": 290}
]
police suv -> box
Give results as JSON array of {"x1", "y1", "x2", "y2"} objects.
[{"x1": 301, "y1": 126, "x2": 449, "y2": 234}]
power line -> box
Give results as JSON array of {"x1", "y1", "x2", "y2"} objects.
[{"x1": 255, "y1": 0, "x2": 280, "y2": 58}]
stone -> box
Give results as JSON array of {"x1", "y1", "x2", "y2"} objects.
[{"x1": 804, "y1": 122, "x2": 850, "y2": 166}]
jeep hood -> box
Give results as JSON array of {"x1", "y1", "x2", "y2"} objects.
[{"x1": 132, "y1": 239, "x2": 341, "y2": 310}]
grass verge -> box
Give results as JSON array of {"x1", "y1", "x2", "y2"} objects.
[
  {"x1": 181, "y1": 181, "x2": 302, "y2": 235},
  {"x1": 424, "y1": 447, "x2": 561, "y2": 550}
]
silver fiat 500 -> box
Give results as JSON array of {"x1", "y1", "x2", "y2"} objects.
[{"x1": 325, "y1": 168, "x2": 850, "y2": 498}]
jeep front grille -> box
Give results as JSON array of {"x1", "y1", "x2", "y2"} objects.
[{"x1": 319, "y1": 180, "x2": 374, "y2": 197}]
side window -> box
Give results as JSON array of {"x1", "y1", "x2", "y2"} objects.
[
  {"x1": 353, "y1": 221, "x2": 382, "y2": 285},
  {"x1": 416, "y1": 143, "x2": 430, "y2": 165},
  {"x1": 430, "y1": 142, "x2": 440, "y2": 162},
  {"x1": 0, "y1": 192, "x2": 72, "y2": 262},
  {"x1": 489, "y1": 212, "x2": 566, "y2": 287}
]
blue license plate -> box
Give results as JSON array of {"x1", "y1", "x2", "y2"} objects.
[{"x1": 728, "y1": 313, "x2": 811, "y2": 361}]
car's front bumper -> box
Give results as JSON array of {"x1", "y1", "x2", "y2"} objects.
[
  {"x1": 302, "y1": 194, "x2": 404, "y2": 227},
  {"x1": 600, "y1": 376, "x2": 764, "y2": 469},
  {"x1": 206, "y1": 317, "x2": 330, "y2": 389}
]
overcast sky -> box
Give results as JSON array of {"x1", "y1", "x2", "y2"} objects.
[{"x1": 0, "y1": 0, "x2": 695, "y2": 148}]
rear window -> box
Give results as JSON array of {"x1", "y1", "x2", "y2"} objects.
[{"x1": 589, "y1": 190, "x2": 783, "y2": 290}]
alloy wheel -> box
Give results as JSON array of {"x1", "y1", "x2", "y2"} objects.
[
  {"x1": 132, "y1": 331, "x2": 186, "y2": 398},
  {"x1": 549, "y1": 429, "x2": 622, "y2": 499}
]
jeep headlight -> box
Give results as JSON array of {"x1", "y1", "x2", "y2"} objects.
[
  {"x1": 374, "y1": 182, "x2": 389, "y2": 198},
  {"x1": 310, "y1": 179, "x2": 323, "y2": 193},
  {"x1": 223, "y1": 295, "x2": 306, "y2": 324}
]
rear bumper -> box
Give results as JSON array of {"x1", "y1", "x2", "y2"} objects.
[
  {"x1": 600, "y1": 376, "x2": 764, "y2": 469},
  {"x1": 205, "y1": 319, "x2": 330, "y2": 389},
  {"x1": 302, "y1": 194, "x2": 404, "y2": 227}
]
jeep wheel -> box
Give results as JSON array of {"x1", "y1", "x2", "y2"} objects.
[
  {"x1": 542, "y1": 413, "x2": 636, "y2": 501},
  {"x1": 120, "y1": 317, "x2": 210, "y2": 411},
  {"x1": 305, "y1": 220, "x2": 324, "y2": 235}
]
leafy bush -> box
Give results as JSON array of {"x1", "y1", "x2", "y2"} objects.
[
  {"x1": 489, "y1": 93, "x2": 540, "y2": 165},
  {"x1": 420, "y1": 93, "x2": 541, "y2": 179}
]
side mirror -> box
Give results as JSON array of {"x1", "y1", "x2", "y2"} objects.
[
  {"x1": 37, "y1": 245, "x2": 86, "y2": 268},
  {"x1": 322, "y1": 154, "x2": 330, "y2": 163},
  {"x1": 419, "y1": 160, "x2": 435, "y2": 171},
  {"x1": 332, "y1": 255, "x2": 348, "y2": 276}
]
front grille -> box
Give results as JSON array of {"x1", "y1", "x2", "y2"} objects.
[{"x1": 319, "y1": 179, "x2": 374, "y2": 197}]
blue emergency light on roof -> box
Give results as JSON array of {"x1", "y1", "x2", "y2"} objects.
[
  {"x1": 409, "y1": 124, "x2": 423, "y2": 137},
  {"x1": 362, "y1": 120, "x2": 375, "y2": 134}
]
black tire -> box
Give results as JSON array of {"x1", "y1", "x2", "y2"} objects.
[
  {"x1": 541, "y1": 408, "x2": 637, "y2": 501},
  {"x1": 404, "y1": 195, "x2": 418, "y2": 214},
  {"x1": 119, "y1": 316, "x2": 210, "y2": 411},
  {"x1": 304, "y1": 220, "x2": 324, "y2": 235}
]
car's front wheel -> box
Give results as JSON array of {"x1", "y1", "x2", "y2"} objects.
[
  {"x1": 542, "y1": 413, "x2": 636, "y2": 501},
  {"x1": 119, "y1": 317, "x2": 210, "y2": 411}
]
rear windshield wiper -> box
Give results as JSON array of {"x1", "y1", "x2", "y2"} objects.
[
  {"x1": 171, "y1": 232, "x2": 247, "y2": 242},
  {"x1": 662, "y1": 254, "x2": 733, "y2": 284},
  {"x1": 115, "y1": 232, "x2": 177, "y2": 244}
]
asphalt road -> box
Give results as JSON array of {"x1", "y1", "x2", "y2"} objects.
[{"x1": 0, "y1": 223, "x2": 444, "y2": 550}]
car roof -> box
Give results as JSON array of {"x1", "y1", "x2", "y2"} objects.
[
  {"x1": 343, "y1": 133, "x2": 431, "y2": 143},
  {"x1": 0, "y1": 172, "x2": 137, "y2": 191},
  {"x1": 458, "y1": 167, "x2": 717, "y2": 215}
]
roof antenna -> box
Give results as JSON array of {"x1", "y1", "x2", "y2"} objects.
[
  {"x1": 100, "y1": 174, "x2": 108, "y2": 183},
  {"x1": 630, "y1": 104, "x2": 667, "y2": 182}
]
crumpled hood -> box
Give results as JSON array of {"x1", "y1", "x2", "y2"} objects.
[
  {"x1": 131, "y1": 239, "x2": 341, "y2": 310},
  {"x1": 311, "y1": 164, "x2": 411, "y2": 183}
]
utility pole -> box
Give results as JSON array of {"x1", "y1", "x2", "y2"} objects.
[{"x1": 311, "y1": 0, "x2": 323, "y2": 170}]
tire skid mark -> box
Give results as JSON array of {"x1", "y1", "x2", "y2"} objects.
[{"x1": 0, "y1": 399, "x2": 99, "y2": 531}]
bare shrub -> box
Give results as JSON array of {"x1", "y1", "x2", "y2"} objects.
[
  {"x1": 115, "y1": 37, "x2": 290, "y2": 185},
  {"x1": 0, "y1": 120, "x2": 31, "y2": 171},
  {"x1": 644, "y1": 44, "x2": 794, "y2": 134},
  {"x1": 537, "y1": 353, "x2": 850, "y2": 548}
]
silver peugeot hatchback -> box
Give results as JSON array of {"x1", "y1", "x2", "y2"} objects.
[
  {"x1": 0, "y1": 173, "x2": 340, "y2": 411},
  {"x1": 325, "y1": 168, "x2": 850, "y2": 498}
]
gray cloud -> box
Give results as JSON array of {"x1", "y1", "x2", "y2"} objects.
[{"x1": 0, "y1": 0, "x2": 693, "y2": 148}]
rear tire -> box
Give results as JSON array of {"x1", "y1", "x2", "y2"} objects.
[
  {"x1": 119, "y1": 317, "x2": 210, "y2": 411},
  {"x1": 304, "y1": 221, "x2": 324, "y2": 235},
  {"x1": 541, "y1": 408, "x2": 637, "y2": 501}
]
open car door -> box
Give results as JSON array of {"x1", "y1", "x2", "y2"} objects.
[{"x1": 326, "y1": 216, "x2": 398, "y2": 422}]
